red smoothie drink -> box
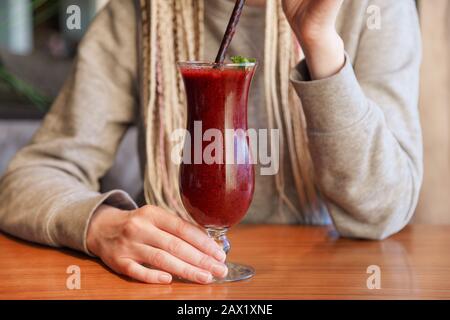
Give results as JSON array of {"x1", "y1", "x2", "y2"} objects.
[{"x1": 178, "y1": 62, "x2": 256, "y2": 228}]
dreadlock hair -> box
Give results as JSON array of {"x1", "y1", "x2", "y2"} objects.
[{"x1": 139, "y1": 0, "x2": 321, "y2": 222}]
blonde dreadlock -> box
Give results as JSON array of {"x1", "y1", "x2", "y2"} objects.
[{"x1": 141, "y1": 0, "x2": 321, "y2": 222}]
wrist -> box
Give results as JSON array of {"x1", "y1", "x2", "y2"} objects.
[
  {"x1": 298, "y1": 30, "x2": 345, "y2": 80},
  {"x1": 86, "y1": 204, "x2": 126, "y2": 256}
]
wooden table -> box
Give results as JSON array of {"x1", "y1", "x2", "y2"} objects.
[{"x1": 1, "y1": 225, "x2": 449, "y2": 299}]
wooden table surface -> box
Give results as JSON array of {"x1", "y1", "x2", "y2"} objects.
[{"x1": 1, "y1": 225, "x2": 449, "y2": 300}]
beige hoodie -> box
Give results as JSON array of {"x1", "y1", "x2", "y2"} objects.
[{"x1": 0, "y1": 0, "x2": 422, "y2": 255}]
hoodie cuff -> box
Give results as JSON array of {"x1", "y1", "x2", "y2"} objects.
[
  {"x1": 290, "y1": 53, "x2": 369, "y2": 133},
  {"x1": 48, "y1": 190, "x2": 138, "y2": 256}
]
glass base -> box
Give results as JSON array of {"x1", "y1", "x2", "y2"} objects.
[
  {"x1": 206, "y1": 227, "x2": 254, "y2": 283},
  {"x1": 214, "y1": 262, "x2": 255, "y2": 283}
]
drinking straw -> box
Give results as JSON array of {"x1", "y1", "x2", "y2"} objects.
[{"x1": 214, "y1": 0, "x2": 247, "y2": 64}]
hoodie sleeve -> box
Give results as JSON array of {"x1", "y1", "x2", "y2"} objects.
[
  {"x1": 290, "y1": 0, "x2": 423, "y2": 239},
  {"x1": 0, "y1": 0, "x2": 139, "y2": 254}
]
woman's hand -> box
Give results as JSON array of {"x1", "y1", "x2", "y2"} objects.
[
  {"x1": 86, "y1": 205, "x2": 228, "y2": 284},
  {"x1": 281, "y1": 0, "x2": 345, "y2": 80}
]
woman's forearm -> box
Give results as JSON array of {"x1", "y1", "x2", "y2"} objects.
[{"x1": 288, "y1": 0, "x2": 423, "y2": 239}]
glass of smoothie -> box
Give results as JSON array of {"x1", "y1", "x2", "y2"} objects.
[{"x1": 178, "y1": 61, "x2": 257, "y2": 282}]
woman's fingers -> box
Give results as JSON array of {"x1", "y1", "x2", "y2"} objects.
[
  {"x1": 144, "y1": 227, "x2": 228, "y2": 278},
  {"x1": 134, "y1": 243, "x2": 214, "y2": 284},
  {"x1": 148, "y1": 207, "x2": 226, "y2": 262},
  {"x1": 90, "y1": 205, "x2": 229, "y2": 285},
  {"x1": 118, "y1": 258, "x2": 172, "y2": 284}
]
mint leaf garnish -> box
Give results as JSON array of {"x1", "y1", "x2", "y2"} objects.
[{"x1": 231, "y1": 56, "x2": 257, "y2": 64}]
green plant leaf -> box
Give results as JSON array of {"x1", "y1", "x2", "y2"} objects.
[{"x1": 0, "y1": 65, "x2": 51, "y2": 112}]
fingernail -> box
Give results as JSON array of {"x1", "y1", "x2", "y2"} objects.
[
  {"x1": 212, "y1": 264, "x2": 228, "y2": 278},
  {"x1": 214, "y1": 249, "x2": 226, "y2": 262},
  {"x1": 159, "y1": 274, "x2": 172, "y2": 284},
  {"x1": 196, "y1": 271, "x2": 212, "y2": 284}
]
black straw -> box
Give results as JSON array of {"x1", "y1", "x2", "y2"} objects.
[{"x1": 214, "y1": 0, "x2": 247, "y2": 64}]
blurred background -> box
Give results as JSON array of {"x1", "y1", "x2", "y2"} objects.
[
  {"x1": 0, "y1": 0, "x2": 142, "y2": 200},
  {"x1": 0, "y1": 0, "x2": 448, "y2": 224}
]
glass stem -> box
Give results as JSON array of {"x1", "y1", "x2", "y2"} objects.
[{"x1": 206, "y1": 228, "x2": 230, "y2": 256}]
